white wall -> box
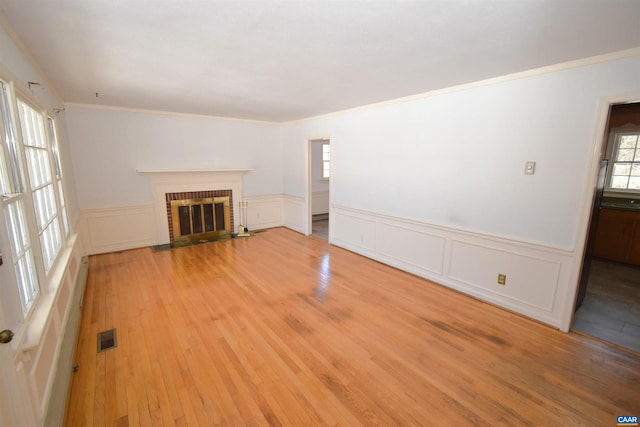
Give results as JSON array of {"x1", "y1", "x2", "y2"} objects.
[
  {"x1": 65, "y1": 105, "x2": 286, "y2": 252},
  {"x1": 282, "y1": 52, "x2": 640, "y2": 330},
  {"x1": 65, "y1": 105, "x2": 284, "y2": 209},
  {"x1": 285, "y1": 54, "x2": 640, "y2": 248}
]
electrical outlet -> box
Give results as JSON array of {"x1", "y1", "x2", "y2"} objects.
[
  {"x1": 498, "y1": 274, "x2": 506, "y2": 285},
  {"x1": 524, "y1": 161, "x2": 536, "y2": 175}
]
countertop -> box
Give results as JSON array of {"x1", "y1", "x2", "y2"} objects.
[{"x1": 600, "y1": 196, "x2": 640, "y2": 211}]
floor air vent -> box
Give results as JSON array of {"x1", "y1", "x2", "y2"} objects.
[{"x1": 97, "y1": 328, "x2": 117, "y2": 352}]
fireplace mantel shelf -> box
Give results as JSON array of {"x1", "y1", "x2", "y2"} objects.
[{"x1": 137, "y1": 168, "x2": 253, "y2": 174}]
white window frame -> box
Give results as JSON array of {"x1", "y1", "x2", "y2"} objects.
[
  {"x1": 17, "y1": 97, "x2": 63, "y2": 273},
  {"x1": 606, "y1": 126, "x2": 640, "y2": 194},
  {"x1": 321, "y1": 142, "x2": 330, "y2": 180},
  {"x1": 0, "y1": 78, "x2": 69, "y2": 318},
  {"x1": 0, "y1": 80, "x2": 41, "y2": 315}
]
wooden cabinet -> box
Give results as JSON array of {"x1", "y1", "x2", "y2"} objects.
[{"x1": 593, "y1": 208, "x2": 640, "y2": 265}]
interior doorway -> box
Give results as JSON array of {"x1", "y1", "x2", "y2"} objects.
[
  {"x1": 308, "y1": 138, "x2": 330, "y2": 239},
  {"x1": 573, "y1": 101, "x2": 640, "y2": 353}
]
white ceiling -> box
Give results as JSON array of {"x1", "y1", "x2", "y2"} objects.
[{"x1": 1, "y1": 0, "x2": 639, "y2": 122}]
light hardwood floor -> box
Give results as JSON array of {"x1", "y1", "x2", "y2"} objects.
[{"x1": 65, "y1": 227, "x2": 640, "y2": 426}]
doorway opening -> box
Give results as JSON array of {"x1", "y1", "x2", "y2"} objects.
[
  {"x1": 573, "y1": 101, "x2": 640, "y2": 353},
  {"x1": 308, "y1": 138, "x2": 330, "y2": 239}
]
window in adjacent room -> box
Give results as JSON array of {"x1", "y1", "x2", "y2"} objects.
[
  {"x1": 608, "y1": 131, "x2": 640, "y2": 191},
  {"x1": 322, "y1": 142, "x2": 330, "y2": 179}
]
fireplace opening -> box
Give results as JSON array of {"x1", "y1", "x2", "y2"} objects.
[{"x1": 166, "y1": 190, "x2": 233, "y2": 247}]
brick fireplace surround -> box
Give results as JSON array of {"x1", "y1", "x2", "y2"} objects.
[{"x1": 138, "y1": 169, "x2": 251, "y2": 245}]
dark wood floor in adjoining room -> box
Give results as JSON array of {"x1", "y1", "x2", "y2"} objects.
[{"x1": 65, "y1": 227, "x2": 640, "y2": 426}]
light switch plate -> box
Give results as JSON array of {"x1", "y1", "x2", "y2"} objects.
[{"x1": 525, "y1": 161, "x2": 536, "y2": 175}]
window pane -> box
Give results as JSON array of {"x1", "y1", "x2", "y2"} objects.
[
  {"x1": 4, "y1": 200, "x2": 39, "y2": 314},
  {"x1": 5, "y1": 201, "x2": 29, "y2": 255},
  {"x1": 15, "y1": 249, "x2": 39, "y2": 313},
  {"x1": 322, "y1": 143, "x2": 331, "y2": 178},
  {"x1": 611, "y1": 176, "x2": 629, "y2": 188},
  {"x1": 613, "y1": 164, "x2": 631, "y2": 176},
  {"x1": 40, "y1": 219, "x2": 61, "y2": 271},
  {"x1": 629, "y1": 177, "x2": 640, "y2": 190},
  {"x1": 620, "y1": 135, "x2": 638, "y2": 148},
  {"x1": 323, "y1": 162, "x2": 330, "y2": 178},
  {"x1": 635, "y1": 149, "x2": 640, "y2": 162},
  {"x1": 58, "y1": 180, "x2": 69, "y2": 235},
  {"x1": 617, "y1": 149, "x2": 634, "y2": 161},
  {"x1": 18, "y1": 101, "x2": 47, "y2": 149},
  {"x1": 632, "y1": 164, "x2": 640, "y2": 176},
  {"x1": 0, "y1": 81, "x2": 23, "y2": 194},
  {"x1": 47, "y1": 117, "x2": 62, "y2": 179},
  {"x1": 32, "y1": 185, "x2": 56, "y2": 230},
  {"x1": 25, "y1": 147, "x2": 52, "y2": 189}
]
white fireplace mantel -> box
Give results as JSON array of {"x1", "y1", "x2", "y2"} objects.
[
  {"x1": 138, "y1": 168, "x2": 252, "y2": 244},
  {"x1": 137, "y1": 168, "x2": 253, "y2": 174}
]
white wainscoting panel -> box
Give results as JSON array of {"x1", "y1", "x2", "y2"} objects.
[
  {"x1": 243, "y1": 195, "x2": 283, "y2": 231},
  {"x1": 15, "y1": 234, "x2": 83, "y2": 425},
  {"x1": 332, "y1": 210, "x2": 376, "y2": 252},
  {"x1": 377, "y1": 222, "x2": 446, "y2": 276},
  {"x1": 80, "y1": 197, "x2": 288, "y2": 254},
  {"x1": 80, "y1": 205, "x2": 157, "y2": 254},
  {"x1": 283, "y1": 195, "x2": 305, "y2": 234},
  {"x1": 331, "y1": 205, "x2": 575, "y2": 329},
  {"x1": 30, "y1": 319, "x2": 57, "y2": 414},
  {"x1": 44, "y1": 255, "x2": 89, "y2": 427},
  {"x1": 312, "y1": 190, "x2": 330, "y2": 215},
  {"x1": 448, "y1": 240, "x2": 561, "y2": 312}
]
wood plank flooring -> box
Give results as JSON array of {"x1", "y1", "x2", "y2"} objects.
[{"x1": 65, "y1": 227, "x2": 640, "y2": 426}]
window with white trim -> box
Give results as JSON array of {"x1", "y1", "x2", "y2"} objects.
[
  {"x1": 17, "y1": 99, "x2": 62, "y2": 272},
  {"x1": 608, "y1": 131, "x2": 640, "y2": 191},
  {"x1": 0, "y1": 78, "x2": 69, "y2": 316},
  {"x1": 322, "y1": 142, "x2": 330, "y2": 179},
  {"x1": 0, "y1": 80, "x2": 40, "y2": 314}
]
